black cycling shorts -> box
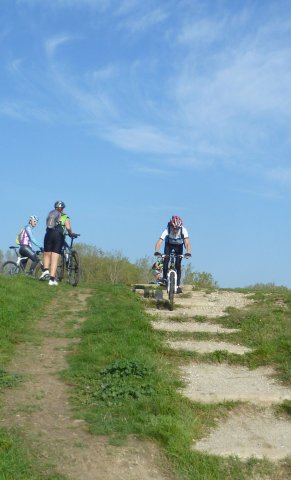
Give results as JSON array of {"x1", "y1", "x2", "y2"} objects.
[{"x1": 44, "y1": 229, "x2": 63, "y2": 254}]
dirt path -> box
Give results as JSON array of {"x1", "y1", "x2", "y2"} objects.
[
  {"x1": 0, "y1": 289, "x2": 176, "y2": 480},
  {"x1": 2, "y1": 285, "x2": 291, "y2": 478},
  {"x1": 149, "y1": 288, "x2": 291, "y2": 462}
]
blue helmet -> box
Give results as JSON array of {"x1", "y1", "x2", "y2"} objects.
[{"x1": 54, "y1": 201, "x2": 65, "y2": 209}]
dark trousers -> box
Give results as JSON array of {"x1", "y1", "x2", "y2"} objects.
[
  {"x1": 19, "y1": 245, "x2": 40, "y2": 273},
  {"x1": 163, "y1": 243, "x2": 183, "y2": 286}
]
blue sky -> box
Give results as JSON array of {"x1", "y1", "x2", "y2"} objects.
[{"x1": 1, "y1": 0, "x2": 291, "y2": 287}]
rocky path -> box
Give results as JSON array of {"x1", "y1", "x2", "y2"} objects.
[
  {"x1": 149, "y1": 288, "x2": 291, "y2": 462},
  {"x1": 0, "y1": 289, "x2": 176, "y2": 480}
]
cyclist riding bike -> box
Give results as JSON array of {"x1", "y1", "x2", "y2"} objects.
[
  {"x1": 18, "y1": 215, "x2": 44, "y2": 275},
  {"x1": 154, "y1": 215, "x2": 191, "y2": 293},
  {"x1": 40, "y1": 201, "x2": 78, "y2": 286}
]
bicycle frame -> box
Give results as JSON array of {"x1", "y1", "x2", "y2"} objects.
[
  {"x1": 162, "y1": 250, "x2": 184, "y2": 294},
  {"x1": 11, "y1": 247, "x2": 29, "y2": 270}
]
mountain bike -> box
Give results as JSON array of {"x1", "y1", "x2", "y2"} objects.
[
  {"x1": 1, "y1": 246, "x2": 42, "y2": 277},
  {"x1": 57, "y1": 234, "x2": 80, "y2": 286},
  {"x1": 157, "y1": 250, "x2": 184, "y2": 311}
]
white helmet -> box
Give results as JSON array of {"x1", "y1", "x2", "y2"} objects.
[{"x1": 29, "y1": 215, "x2": 39, "y2": 223}]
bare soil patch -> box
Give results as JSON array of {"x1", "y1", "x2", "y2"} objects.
[
  {"x1": 149, "y1": 289, "x2": 254, "y2": 318},
  {"x1": 193, "y1": 406, "x2": 291, "y2": 461},
  {"x1": 180, "y1": 364, "x2": 291, "y2": 404},
  {"x1": 0, "y1": 288, "x2": 176, "y2": 480},
  {"x1": 193, "y1": 405, "x2": 291, "y2": 461},
  {"x1": 167, "y1": 340, "x2": 252, "y2": 354},
  {"x1": 151, "y1": 319, "x2": 239, "y2": 333}
]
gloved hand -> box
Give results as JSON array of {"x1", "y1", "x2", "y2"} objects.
[
  {"x1": 154, "y1": 251, "x2": 161, "y2": 256},
  {"x1": 69, "y1": 232, "x2": 78, "y2": 238},
  {"x1": 185, "y1": 253, "x2": 192, "y2": 258}
]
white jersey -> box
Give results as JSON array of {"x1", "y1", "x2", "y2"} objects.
[{"x1": 160, "y1": 226, "x2": 189, "y2": 245}]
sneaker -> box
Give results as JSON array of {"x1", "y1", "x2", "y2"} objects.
[
  {"x1": 158, "y1": 278, "x2": 167, "y2": 286},
  {"x1": 176, "y1": 286, "x2": 183, "y2": 294},
  {"x1": 48, "y1": 280, "x2": 58, "y2": 286},
  {"x1": 39, "y1": 270, "x2": 49, "y2": 280}
]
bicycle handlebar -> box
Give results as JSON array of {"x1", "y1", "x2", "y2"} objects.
[{"x1": 155, "y1": 252, "x2": 184, "y2": 259}]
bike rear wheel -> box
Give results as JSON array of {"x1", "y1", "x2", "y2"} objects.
[
  {"x1": 168, "y1": 271, "x2": 175, "y2": 310},
  {"x1": 68, "y1": 250, "x2": 80, "y2": 286},
  {"x1": 1, "y1": 261, "x2": 19, "y2": 276}
]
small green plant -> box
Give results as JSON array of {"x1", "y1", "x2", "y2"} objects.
[
  {"x1": 90, "y1": 360, "x2": 155, "y2": 403},
  {"x1": 99, "y1": 359, "x2": 150, "y2": 378},
  {"x1": 275, "y1": 400, "x2": 291, "y2": 416},
  {"x1": 0, "y1": 369, "x2": 22, "y2": 388}
]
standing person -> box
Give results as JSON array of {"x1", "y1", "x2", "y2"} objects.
[
  {"x1": 154, "y1": 215, "x2": 191, "y2": 293},
  {"x1": 40, "y1": 201, "x2": 77, "y2": 286},
  {"x1": 18, "y1": 215, "x2": 44, "y2": 275}
]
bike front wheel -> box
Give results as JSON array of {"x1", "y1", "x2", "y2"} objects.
[
  {"x1": 168, "y1": 271, "x2": 175, "y2": 311},
  {"x1": 1, "y1": 261, "x2": 19, "y2": 276},
  {"x1": 68, "y1": 250, "x2": 80, "y2": 286}
]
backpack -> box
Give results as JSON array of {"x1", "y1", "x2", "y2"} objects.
[
  {"x1": 166, "y1": 223, "x2": 185, "y2": 246},
  {"x1": 46, "y1": 209, "x2": 61, "y2": 229},
  {"x1": 15, "y1": 227, "x2": 25, "y2": 245}
]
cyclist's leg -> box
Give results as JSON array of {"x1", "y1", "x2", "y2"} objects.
[
  {"x1": 162, "y1": 243, "x2": 171, "y2": 281},
  {"x1": 43, "y1": 230, "x2": 53, "y2": 272},
  {"x1": 19, "y1": 246, "x2": 33, "y2": 272},
  {"x1": 50, "y1": 252, "x2": 60, "y2": 277},
  {"x1": 49, "y1": 231, "x2": 63, "y2": 279},
  {"x1": 20, "y1": 246, "x2": 40, "y2": 274},
  {"x1": 175, "y1": 244, "x2": 183, "y2": 286}
]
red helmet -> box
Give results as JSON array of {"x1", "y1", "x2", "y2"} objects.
[{"x1": 170, "y1": 215, "x2": 183, "y2": 229}]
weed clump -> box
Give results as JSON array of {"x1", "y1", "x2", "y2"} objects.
[
  {"x1": 0, "y1": 369, "x2": 22, "y2": 389},
  {"x1": 87, "y1": 360, "x2": 155, "y2": 404}
]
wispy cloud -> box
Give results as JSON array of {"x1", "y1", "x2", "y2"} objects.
[
  {"x1": 177, "y1": 18, "x2": 226, "y2": 45},
  {"x1": 18, "y1": 0, "x2": 111, "y2": 8},
  {"x1": 91, "y1": 65, "x2": 117, "y2": 81},
  {"x1": 3, "y1": 1, "x2": 291, "y2": 188},
  {"x1": 103, "y1": 125, "x2": 183, "y2": 154},
  {"x1": 118, "y1": 8, "x2": 168, "y2": 33},
  {"x1": 133, "y1": 164, "x2": 172, "y2": 176},
  {"x1": 265, "y1": 167, "x2": 291, "y2": 186},
  {"x1": 45, "y1": 34, "x2": 73, "y2": 57},
  {"x1": 0, "y1": 100, "x2": 53, "y2": 123},
  {"x1": 230, "y1": 185, "x2": 282, "y2": 200}
]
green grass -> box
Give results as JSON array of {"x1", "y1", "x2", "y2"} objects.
[
  {"x1": 0, "y1": 276, "x2": 54, "y2": 365},
  {"x1": 0, "y1": 428, "x2": 66, "y2": 479},
  {"x1": 64, "y1": 284, "x2": 286, "y2": 480},
  {"x1": 0, "y1": 276, "x2": 65, "y2": 480}
]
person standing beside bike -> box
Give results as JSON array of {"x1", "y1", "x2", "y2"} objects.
[
  {"x1": 154, "y1": 215, "x2": 191, "y2": 293},
  {"x1": 40, "y1": 201, "x2": 77, "y2": 286},
  {"x1": 18, "y1": 215, "x2": 44, "y2": 275}
]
